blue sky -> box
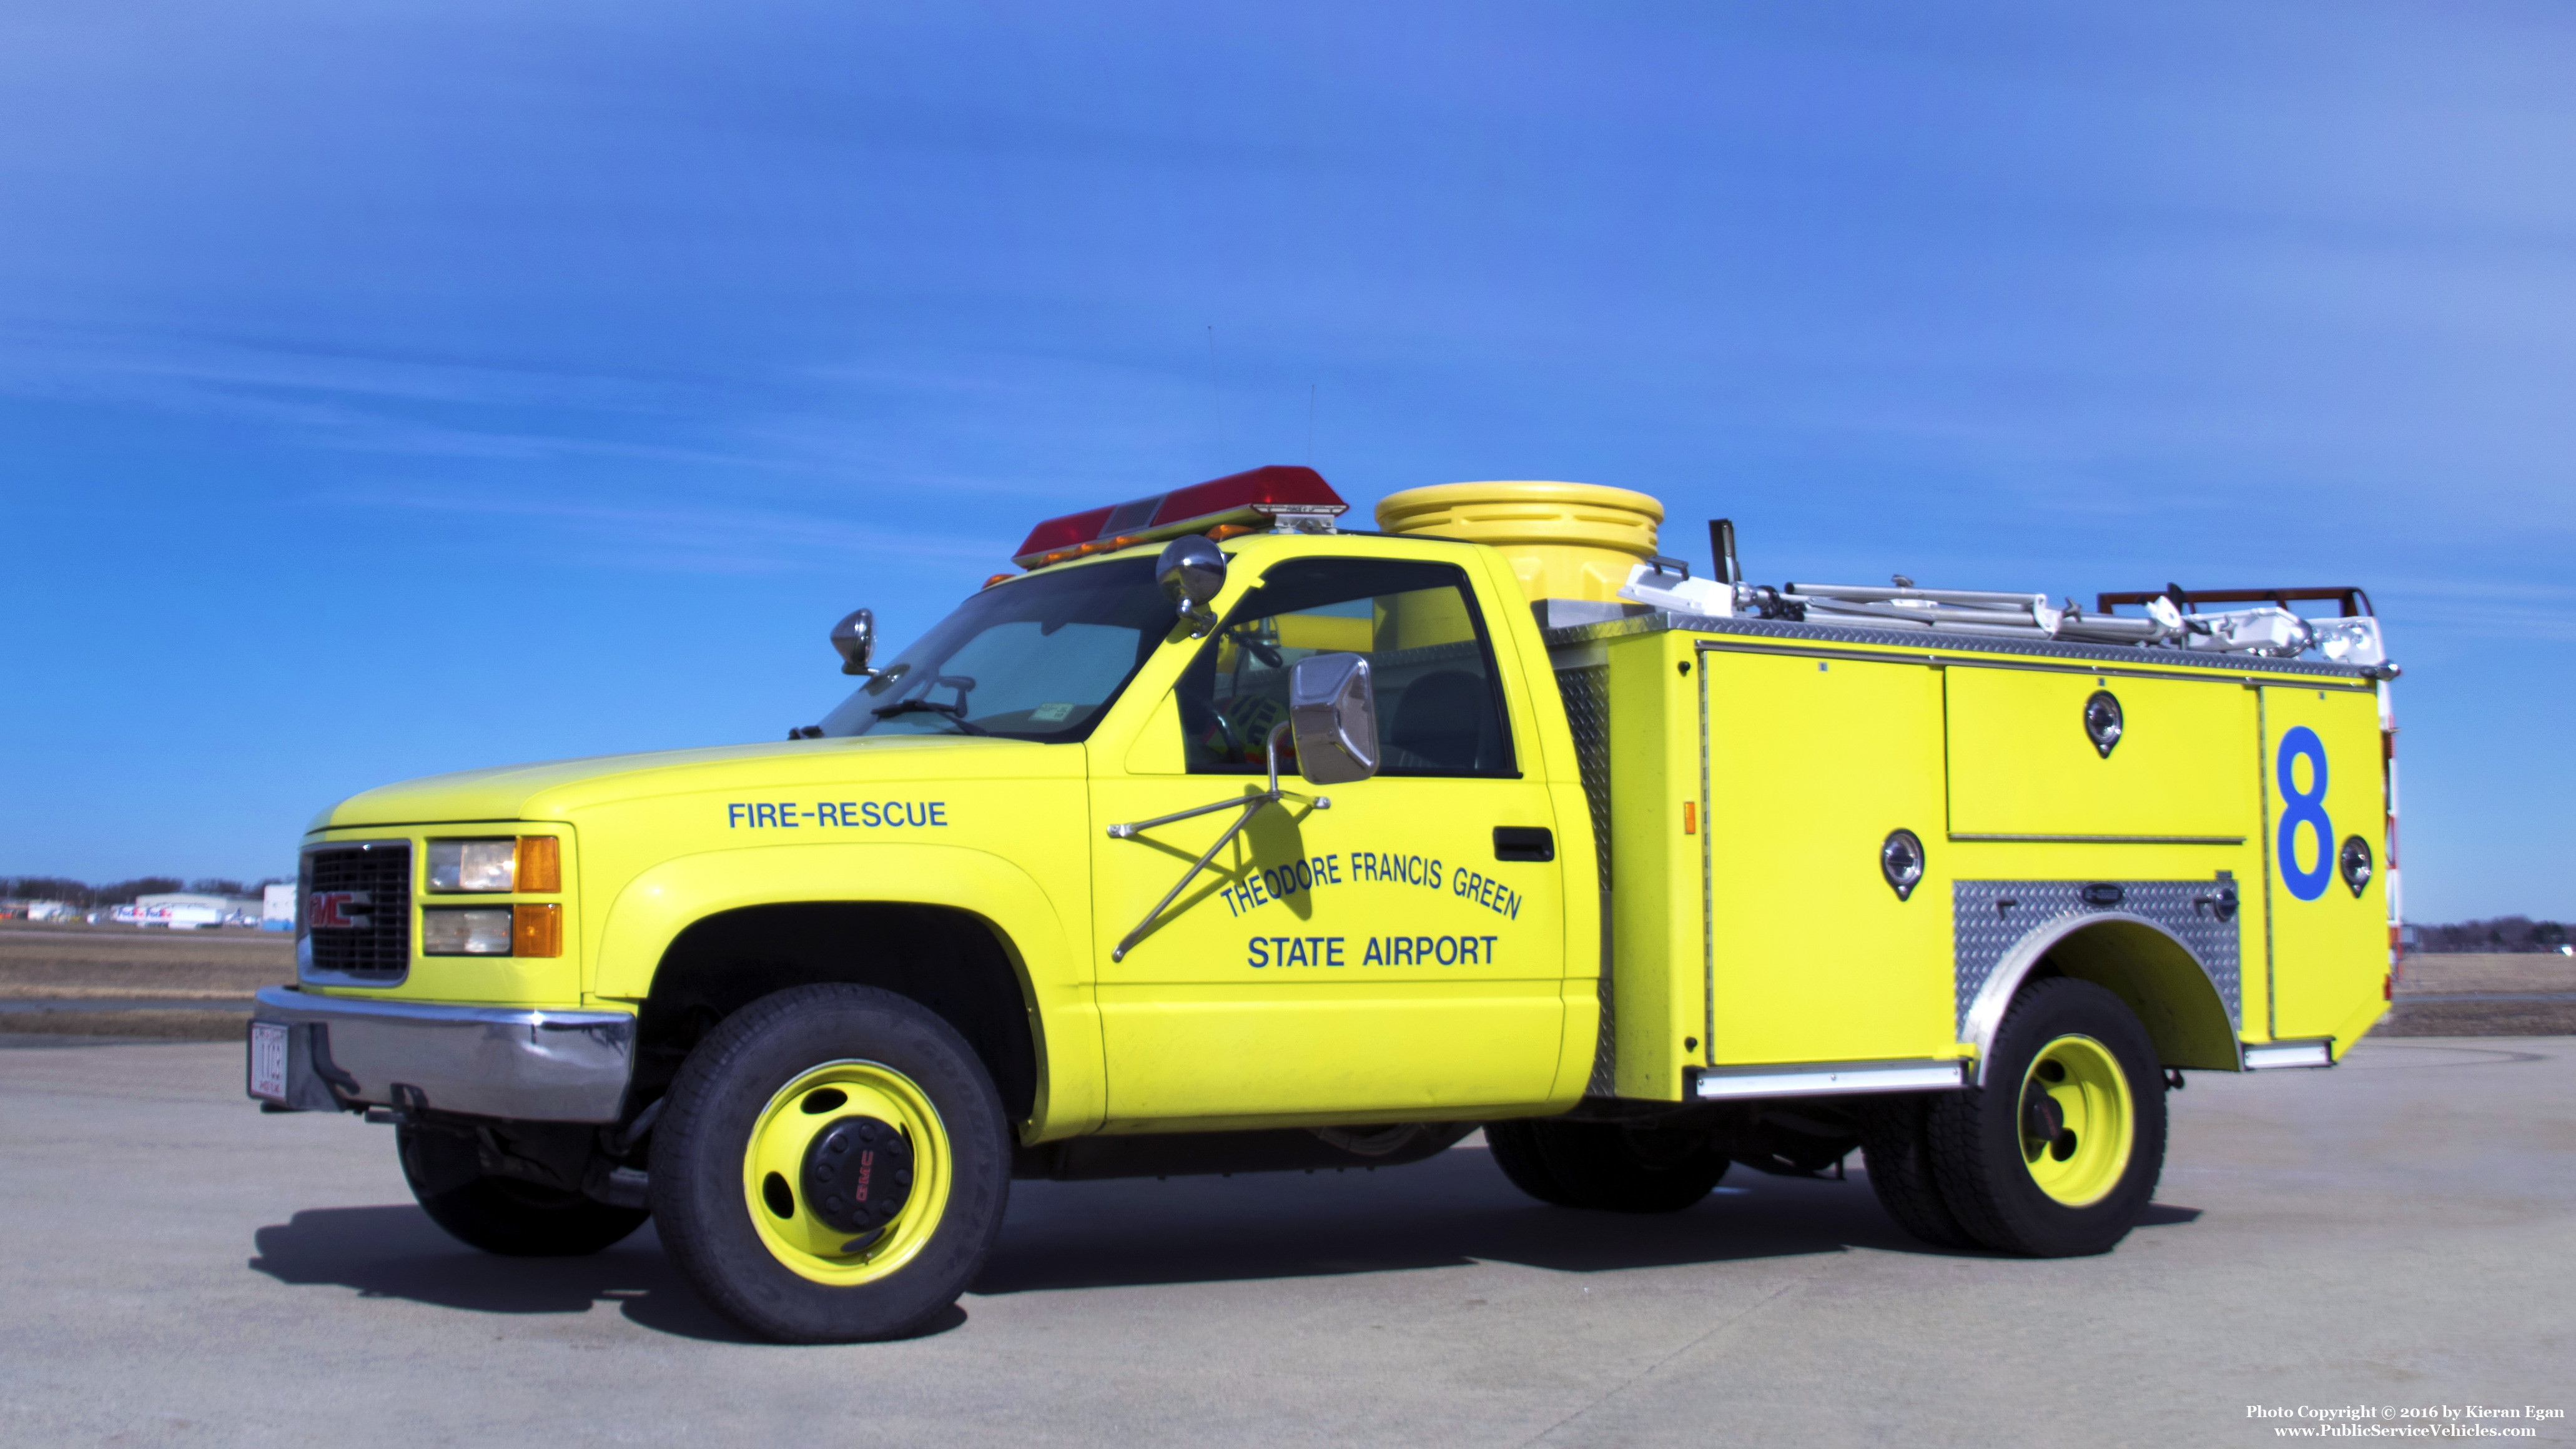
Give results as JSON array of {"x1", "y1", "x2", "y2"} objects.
[{"x1": 2, "y1": 1, "x2": 2569, "y2": 921}]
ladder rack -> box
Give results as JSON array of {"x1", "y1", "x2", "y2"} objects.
[
  {"x1": 1607, "y1": 529, "x2": 2391, "y2": 670},
  {"x1": 1681, "y1": 578, "x2": 2384, "y2": 668}
]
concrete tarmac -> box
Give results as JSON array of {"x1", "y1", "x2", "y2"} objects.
[{"x1": 2, "y1": 1036, "x2": 2570, "y2": 1448}]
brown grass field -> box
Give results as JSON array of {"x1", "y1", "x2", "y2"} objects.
[{"x1": 0, "y1": 919, "x2": 285, "y2": 1040}]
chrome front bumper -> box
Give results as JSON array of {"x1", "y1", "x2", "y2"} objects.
[{"x1": 250, "y1": 985, "x2": 636, "y2": 1123}]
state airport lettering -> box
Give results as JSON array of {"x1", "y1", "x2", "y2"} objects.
[
  {"x1": 1249, "y1": 935, "x2": 1503, "y2": 968},
  {"x1": 727, "y1": 801, "x2": 948, "y2": 829},
  {"x1": 1220, "y1": 849, "x2": 1526, "y2": 921}
]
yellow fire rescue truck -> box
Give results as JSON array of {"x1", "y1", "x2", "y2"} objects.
[{"x1": 248, "y1": 468, "x2": 2400, "y2": 1343}]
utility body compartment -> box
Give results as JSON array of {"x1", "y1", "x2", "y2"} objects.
[{"x1": 1542, "y1": 610, "x2": 2391, "y2": 1103}]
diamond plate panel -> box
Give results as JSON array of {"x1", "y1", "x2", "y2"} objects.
[
  {"x1": 1552, "y1": 663, "x2": 1619, "y2": 1095},
  {"x1": 1952, "y1": 878, "x2": 2243, "y2": 1036},
  {"x1": 1554, "y1": 665, "x2": 1614, "y2": 894}
]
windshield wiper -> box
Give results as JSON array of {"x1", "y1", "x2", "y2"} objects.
[{"x1": 869, "y1": 699, "x2": 988, "y2": 735}]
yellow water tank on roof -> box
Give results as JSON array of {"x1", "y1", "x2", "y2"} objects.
[{"x1": 1374, "y1": 481, "x2": 1664, "y2": 604}]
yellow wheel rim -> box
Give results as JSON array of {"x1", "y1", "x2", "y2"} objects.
[
  {"x1": 2017, "y1": 1034, "x2": 2134, "y2": 1208},
  {"x1": 742, "y1": 1060, "x2": 952, "y2": 1286}
]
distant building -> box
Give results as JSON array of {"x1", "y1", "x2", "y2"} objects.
[
  {"x1": 262, "y1": 883, "x2": 295, "y2": 932},
  {"x1": 131, "y1": 893, "x2": 262, "y2": 929}
]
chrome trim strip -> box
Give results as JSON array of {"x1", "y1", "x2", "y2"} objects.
[
  {"x1": 250, "y1": 985, "x2": 635, "y2": 1122},
  {"x1": 2256, "y1": 690, "x2": 2279, "y2": 1039},
  {"x1": 1687, "y1": 636, "x2": 2379, "y2": 691},
  {"x1": 1948, "y1": 833, "x2": 2246, "y2": 846},
  {"x1": 2242, "y1": 1038, "x2": 2334, "y2": 1071},
  {"x1": 1545, "y1": 611, "x2": 2381, "y2": 683},
  {"x1": 1694, "y1": 1059, "x2": 1965, "y2": 1100},
  {"x1": 1697, "y1": 645, "x2": 1716, "y2": 1070},
  {"x1": 255, "y1": 985, "x2": 628, "y2": 1031}
]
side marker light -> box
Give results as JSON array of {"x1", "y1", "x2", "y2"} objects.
[
  {"x1": 515, "y1": 836, "x2": 561, "y2": 894},
  {"x1": 1880, "y1": 828, "x2": 1925, "y2": 901},
  {"x1": 2084, "y1": 690, "x2": 2124, "y2": 758},
  {"x1": 513, "y1": 904, "x2": 563, "y2": 958}
]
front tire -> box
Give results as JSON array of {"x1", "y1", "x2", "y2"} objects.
[
  {"x1": 650, "y1": 984, "x2": 1011, "y2": 1343},
  {"x1": 1928, "y1": 977, "x2": 2166, "y2": 1257},
  {"x1": 398, "y1": 1127, "x2": 648, "y2": 1257}
]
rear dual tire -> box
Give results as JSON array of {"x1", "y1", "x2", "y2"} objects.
[
  {"x1": 1919, "y1": 977, "x2": 2166, "y2": 1257},
  {"x1": 1855, "y1": 1094, "x2": 1978, "y2": 1250}
]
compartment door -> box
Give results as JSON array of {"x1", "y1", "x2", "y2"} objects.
[
  {"x1": 1947, "y1": 668, "x2": 2255, "y2": 841},
  {"x1": 1704, "y1": 651, "x2": 1951, "y2": 1066},
  {"x1": 2260, "y1": 684, "x2": 2389, "y2": 1048}
]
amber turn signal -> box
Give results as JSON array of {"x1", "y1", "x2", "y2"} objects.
[
  {"x1": 513, "y1": 903, "x2": 563, "y2": 957},
  {"x1": 514, "y1": 836, "x2": 561, "y2": 893}
]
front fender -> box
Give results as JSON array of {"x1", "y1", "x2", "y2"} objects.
[{"x1": 590, "y1": 842, "x2": 1103, "y2": 1137}]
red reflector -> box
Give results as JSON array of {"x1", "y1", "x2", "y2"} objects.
[{"x1": 1014, "y1": 466, "x2": 1346, "y2": 568}]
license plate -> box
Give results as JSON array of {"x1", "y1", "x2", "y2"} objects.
[{"x1": 249, "y1": 1021, "x2": 289, "y2": 1101}]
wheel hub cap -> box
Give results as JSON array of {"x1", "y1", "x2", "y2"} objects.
[
  {"x1": 743, "y1": 1059, "x2": 952, "y2": 1287},
  {"x1": 801, "y1": 1115, "x2": 915, "y2": 1234},
  {"x1": 2017, "y1": 1034, "x2": 2136, "y2": 1208}
]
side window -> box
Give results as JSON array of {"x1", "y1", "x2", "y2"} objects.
[{"x1": 1176, "y1": 557, "x2": 1517, "y2": 777}]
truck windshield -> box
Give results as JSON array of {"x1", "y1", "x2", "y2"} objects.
[{"x1": 814, "y1": 557, "x2": 1172, "y2": 741}]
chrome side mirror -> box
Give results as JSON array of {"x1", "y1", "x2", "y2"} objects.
[
  {"x1": 1288, "y1": 653, "x2": 1379, "y2": 784},
  {"x1": 1157, "y1": 535, "x2": 1228, "y2": 637},
  {"x1": 830, "y1": 608, "x2": 878, "y2": 676}
]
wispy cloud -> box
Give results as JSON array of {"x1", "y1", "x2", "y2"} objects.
[
  {"x1": 330, "y1": 484, "x2": 1007, "y2": 575},
  {"x1": 0, "y1": 325, "x2": 791, "y2": 467}
]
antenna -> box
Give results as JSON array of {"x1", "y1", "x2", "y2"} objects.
[{"x1": 1306, "y1": 383, "x2": 1316, "y2": 465}]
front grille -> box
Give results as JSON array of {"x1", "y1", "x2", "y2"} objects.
[{"x1": 303, "y1": 843, "x2": 412, "y2": 980}]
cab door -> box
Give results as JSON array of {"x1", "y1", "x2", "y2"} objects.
[{"x1": 1090, "y1": 555, "x2": 1568, "y2": 1126}]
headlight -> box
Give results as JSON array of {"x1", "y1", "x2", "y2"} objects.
[
  {"x1": 422, "y1": 904, "x2": 562, "y2": 957},
  {"x1": 423, "y1": 907, "x2": 514, "y2": 954},
  {"x1": 426, "y1": 836, "x2": 560, "y2": 893}
]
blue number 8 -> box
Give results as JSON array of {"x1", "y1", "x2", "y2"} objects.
[{"x1": 2277, "y1": 726, "x2": 2332, "y2": 902}]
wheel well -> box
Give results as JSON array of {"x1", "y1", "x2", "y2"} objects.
[
  {"x1": 631, "y1": 903, "x2": 1039, "y2": 1124},
  {"x1": 2035, "y1": 918, "x2": 2239, "y2": 1071}
]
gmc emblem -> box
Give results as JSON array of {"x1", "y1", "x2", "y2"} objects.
[{"x1": 308, "y1": 890, "x2": 373, "y2": 929}]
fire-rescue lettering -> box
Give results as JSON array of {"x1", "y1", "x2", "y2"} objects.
[{"x1": 726, "y1": 801, "x2": 948, "y2": 829}]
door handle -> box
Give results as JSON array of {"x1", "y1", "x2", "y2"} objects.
[{"x1": 1493, "y1": 827, "x2": 1554, "y2": 863}]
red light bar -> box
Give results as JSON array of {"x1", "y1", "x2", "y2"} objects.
[{"x1": 1013, "y1": 466, "x2": 1348, "y2": 569}]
